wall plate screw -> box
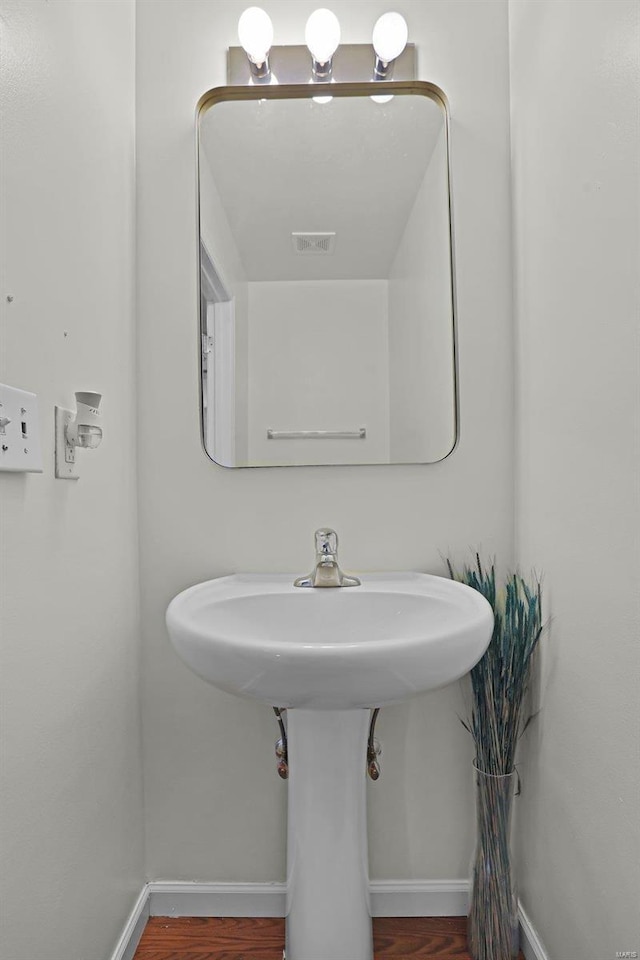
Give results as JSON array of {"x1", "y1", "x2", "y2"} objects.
[
  {"x1": 2, "y1": 445, "x2": 8, "y2": 452},
  {"x1": 6, "y1": 295, "x2": 14, "y2": 303}
]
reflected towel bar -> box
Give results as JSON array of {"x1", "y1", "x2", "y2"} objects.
[{"x1": 267, "y1": 428, "x2": 366, "y2": 440}]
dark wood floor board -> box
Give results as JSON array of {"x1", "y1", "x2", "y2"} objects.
[
  {"x1": 374, "y1": 915, "x2": 472, "y2": 957},
  {"x1": 134, "y1": 917, "x2": 285, "y2": 960},
  {"x1": 133, "y1": 915, "x2": 526, "y2": 960},
  {"x1": 135, "y1": 953, "x2": 281, "y2": 960},
  {"x1": 134, "y1": 953, "x2": 281, "y2": 960}
]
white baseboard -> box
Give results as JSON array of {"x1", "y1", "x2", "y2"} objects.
[
  {"x1": 519, "y1": 901, "x2": 550, "y2": 960},
  {"x1": 148, "y1": 880, "x2": 286, "y2": 917},
  {"x1": 109, "y1": 886, "x2": 149, "y2": 960},
  {"x1": 113, "y1": 880, "x2": 549, "y2": 960},
  {"x1": 145, "y1": 878, "x2": 469, "y2": 919},
  {"x1": 369, "y1": 879, "x2": 468, "y2": 917}
]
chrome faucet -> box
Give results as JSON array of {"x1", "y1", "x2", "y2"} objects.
[{"x1": 294, "y1": 528, "x2": 361, "y2": 588}]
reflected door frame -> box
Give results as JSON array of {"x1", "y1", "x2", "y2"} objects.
[
  {"x1": 201, "y1": 242, "x2": 236, "y2": 466},
  {"x1": 211, "y1": 298, "x2": 235, "y2": 465}
]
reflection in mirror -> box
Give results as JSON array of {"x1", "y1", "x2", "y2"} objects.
[{"x1": 198, "y1": 86, "x2": 456, "y2": 467}]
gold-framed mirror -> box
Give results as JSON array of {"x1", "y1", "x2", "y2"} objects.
[{"x1": 197, "y1": 81, "x2": 457, "y2": 467}]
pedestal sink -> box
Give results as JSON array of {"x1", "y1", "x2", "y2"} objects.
[{"x1": 166, "y1": 572, "x2": 493, "y2": 960}]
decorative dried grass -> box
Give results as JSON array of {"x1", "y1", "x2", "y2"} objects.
[{"x1": 447, "y1": 554, "x2": 543, "y2": 960}]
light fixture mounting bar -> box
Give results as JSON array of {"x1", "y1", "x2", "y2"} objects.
[{"x1": 228, "y1": 43, "x2": 416, "y2": 86}]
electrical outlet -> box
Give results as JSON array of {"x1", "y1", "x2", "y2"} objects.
[
  {"x1": 54, "y1": 406, "x2": 79, "y2": 479},
  {"x1": 0, "y1": 384, "x2": 43, "y2": 473}
]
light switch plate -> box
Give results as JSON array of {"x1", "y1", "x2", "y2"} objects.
[
  {"x1": 0, "y1": 383, "x2": 43, "y2": 473},
  {"x1": 54, "y1": 406, "x2": 79, "y2": 479}
]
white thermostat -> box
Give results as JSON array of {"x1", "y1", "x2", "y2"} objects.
[{"x1": 0, "y1": 383, "x2": 43, "y2": 473}]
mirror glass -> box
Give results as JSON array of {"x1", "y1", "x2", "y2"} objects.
[{"x1": 198, "y1": 86, "x2": 456, "y2": 467}]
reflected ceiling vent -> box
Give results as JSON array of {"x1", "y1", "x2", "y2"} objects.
[{"x1": 292, "y1": 232, "x2": 336, "y2": 255}]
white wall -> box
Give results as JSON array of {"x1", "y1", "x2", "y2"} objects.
[
  {"x1": 247, "y1": 280, "x2": 390, "y2": 465},
  {"x1": 510, "y1": 1, "x2": 640, "y2": 956},
  {"x1": 0, "y1": 2, "x2": 144, "y2": 959},
  {"x1": 2, "y1": 3, "x2": 633, "y2": 950},
  {"x1": 388, "y1": 129, "x2": 456, "y2": 462},
  {"x1": 136, "y1": 0, "x2": 513, "y2": 883}
]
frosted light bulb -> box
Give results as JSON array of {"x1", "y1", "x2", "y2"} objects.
[
  {"x1": 305, "y1": 9, "x2": 341, "y2": 64},
  {"x1": 372, "y1": 12, "x2": 408, "y2": 63},
  {"x1": 238, "y1": 6, "x2": 274, "y2": 63}
]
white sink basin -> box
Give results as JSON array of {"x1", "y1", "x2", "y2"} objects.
[
  {"x1": 166, "y1": 570, "x2": 493, "y2": 960},
  {"x1": 166, "y1": 572, "x2": 492, "y2": 708}
]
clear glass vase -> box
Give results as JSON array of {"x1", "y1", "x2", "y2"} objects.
[{"x1": 468, "y1": 764, "x2": 520, "y2": 960}]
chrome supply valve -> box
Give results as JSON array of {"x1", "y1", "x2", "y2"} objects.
[
  {"x1": 367, "y1": 708, "x2": 382, "y2": 780},
  {"x1": 294, "y1": 528, "x2": 361, "y2": 588},
  {"x1": 275, "y1": 737, "x2": 289, "y2": 778},
  {"x1": 273, "y1": 707, "x2": 289, "y2": 779},
  {"x1": 367, "y1": 758, "x2": 381, "y2": 781}
]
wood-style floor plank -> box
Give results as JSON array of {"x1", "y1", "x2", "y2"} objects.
[
  {"x1": 133, "y1": 917, "x2": 285, "y2": 960},
  {"x1": 375, "y1": 916, "x2": 473, "y2": 957},
  {"x1": 133, "y1": 915, "x2": 526, "y2": 960}
]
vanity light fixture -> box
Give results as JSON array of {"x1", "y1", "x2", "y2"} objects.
[
  {"x1": 372, "y1": 11, "x2": 408, "y2": 80},
  {"x1": 226, "y1": 11, "x2": 414, "y2": 87},
  {"x1": 54, "y1": 391, "x2": 103, "y2": 479},
  {"x1": 305, "y1": 8, "x2": 341, "y2": 81},
  {"x1": 238, "y1": 6, "x2": 274, "y2": 82}
]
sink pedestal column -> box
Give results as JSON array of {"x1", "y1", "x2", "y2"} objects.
[{"x1": 285, "y1": 708, "x2": 373, "y2": 960}]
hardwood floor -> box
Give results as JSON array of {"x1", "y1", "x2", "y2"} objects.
[
  {"x1": 133, "y1": 917, "x2": 284, "y2": 960},
  {"x1": 133, "y1": 916, "x2": 526, "y2": 959}
]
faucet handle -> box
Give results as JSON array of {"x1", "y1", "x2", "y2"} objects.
[
  {"x1": 294, "y1": 527, "x2": 360, "y2": 588},
  {"x1": 315, "y1": 527, "x2": 338, "y2": 559}
]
